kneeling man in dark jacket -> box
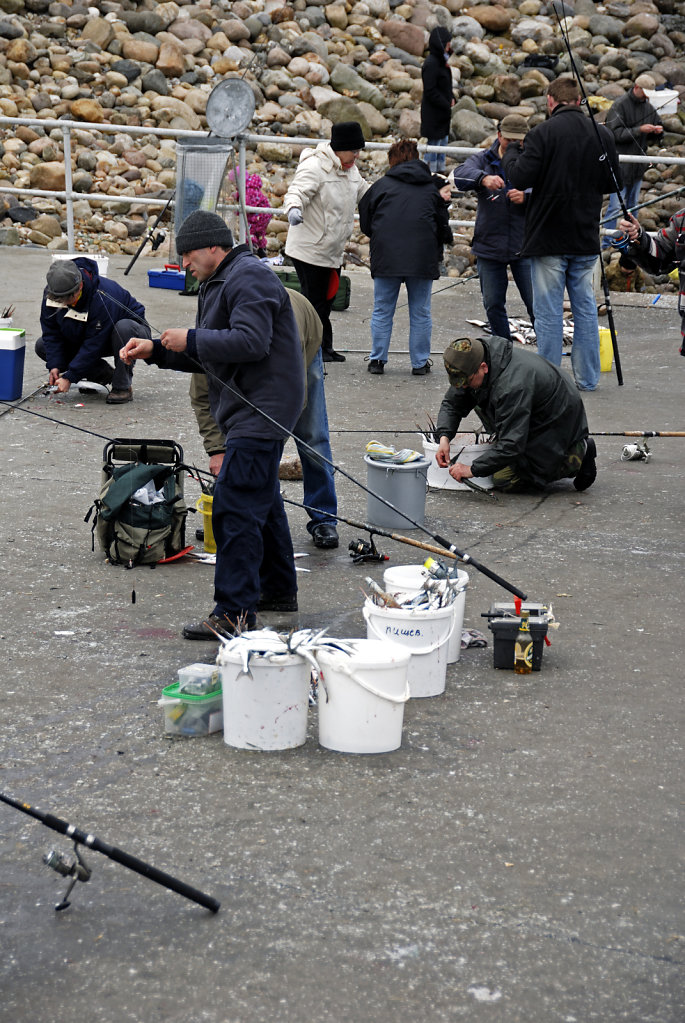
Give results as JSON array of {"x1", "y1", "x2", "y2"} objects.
[{"x1": 434, "y1": 337, "x2": 597, "y2": 492}]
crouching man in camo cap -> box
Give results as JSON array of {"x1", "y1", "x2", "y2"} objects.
[{"x1": 434, "y1": 336, "x2": 597, "y2": 492}]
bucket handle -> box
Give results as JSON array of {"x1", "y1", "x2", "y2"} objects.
[
  {"x1": 332, "y1": 661, "x2": 410, "y2": 704},
  {"x1": 363, "y1": 604, "x2": 456, "y2": 656}
]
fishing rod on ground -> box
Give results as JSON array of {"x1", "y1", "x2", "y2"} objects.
[
  {"x1": 278, "y1": 495, "x2": 522, "y2": 596},
  {"x1": 1, "y1": 375, "x2": 526, "y2": 597},
  {"x1": 0, "y1": 791, "x2": 220, "y2": 913},
  {"x1": 15, "y1": 290, "x2": 527, "y2": 599},
  {"x1": 551, "y1": 2, "x2": 626, "y2": 386},
  {"x1": 590, "y1": 430, "x2": 685, "y2": 437}
]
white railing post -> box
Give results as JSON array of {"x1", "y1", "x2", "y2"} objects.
[{"x1": 62, "y1": 125, "x2": 75, "y2": 252}]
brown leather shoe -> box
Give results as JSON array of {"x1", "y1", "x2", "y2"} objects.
[{"x1": 106, "y1": 387, "x2": 133, "y2": 404}]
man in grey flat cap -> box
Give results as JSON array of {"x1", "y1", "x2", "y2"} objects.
[
  {"x1": 602, "y1": 73, "x2": 664, "y2": 248},
  {"x1": 452, "y1": 114, "x2": 535, "y2": 340},
  {"x1": 37, "y1": 257, "x2": 148, "y2": 404},
  {"x1": 434, "y1": 336, "x2": 596, "y2": 492}
]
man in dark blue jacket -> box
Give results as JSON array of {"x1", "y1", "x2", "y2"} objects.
[
  {"x1": 421, "y1": 26, "x2": 455, "y2": 174},
  {"x1": 452, "y1": 114, "x2": 535, "y2": 340},
  {"x1": 37, "y1": 257, "x2": 147, "y2": 404},
  {"x1": 121, "y1": 210, "x2": 305, "y2": 639}
]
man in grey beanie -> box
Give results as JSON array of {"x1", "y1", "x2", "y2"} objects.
[
  {"x1": 120, "y1": 210, "x2": 305, "y2": 640},
  {"x1": 37, "y1": 257, "x2": 149, "y2": 403}
]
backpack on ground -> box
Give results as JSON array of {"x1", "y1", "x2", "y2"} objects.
[{"x1": 85, "y1": 439, "x2": 188, "y2": 567}]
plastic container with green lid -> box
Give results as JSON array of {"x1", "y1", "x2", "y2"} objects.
[{"x1": 159, "y1": 681, "x2": 223, "y2": 736}]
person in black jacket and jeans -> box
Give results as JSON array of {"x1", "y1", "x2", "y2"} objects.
[
  {"x1": 359, "y1": 139, "x2": 453, "y2": 375},
  {"x1": 502, "y1": 77, "x2": 621, "y2": 391},
  {"x1": 421, "y1": 26, "x2": 455, "y2": 174}
]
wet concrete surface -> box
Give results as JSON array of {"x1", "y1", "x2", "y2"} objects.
[{"x1": 0, "y1": 249, "x2": 683, "y2": 1022}]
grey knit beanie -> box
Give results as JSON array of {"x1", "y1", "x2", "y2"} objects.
[
  {"x1": 46, "y1": 259, "x2": 82, "y2": 298},
  {"x1": 175, "y1": 210, "x2": 234, "y2": 255}
]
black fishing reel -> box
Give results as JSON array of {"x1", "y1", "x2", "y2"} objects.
[
  {"x1": 348, "y1": 536, "x2": 388, "y2": 565},
  {"x1": 43, "y1": 843, "x2": 92, "y2": 911},
  {"x1": 150, "y1": 231, "x2": 166, "y2": 252}
]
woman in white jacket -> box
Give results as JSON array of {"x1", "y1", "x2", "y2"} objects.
[{"x1": 284, "y1": 121, "x2": 369, "y2": 362}]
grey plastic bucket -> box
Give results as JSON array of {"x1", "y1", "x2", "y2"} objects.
[{"x1": 364, "y1": 455, "x2": 430, "y2": 530}]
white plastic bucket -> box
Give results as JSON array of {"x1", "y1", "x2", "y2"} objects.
[
  {"x1": 219, "y1": 650, "x2": 310, "y2": 750},
  {"x1": 383, "y1": 564, "x2": 469, "y2": 664},
  {"x1": 644, "y1": 88, "x2": 679, "y2": 116},
  {"x1": 316, "y1": 639, "x2": 411, "y2": 754},
  {"x1": 51, "y1": 252, "x2": 109, "y2": 276},
  {"x1": 363, "y1": 598, "x2": 454, "y2": 698},
  {"x1": 422, "y1": 436, "x2": 494, "y2": 491}
]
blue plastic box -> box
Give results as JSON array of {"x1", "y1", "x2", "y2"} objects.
[{"x1": 147, "y1": 268, "x2": 186, "y2": 290}]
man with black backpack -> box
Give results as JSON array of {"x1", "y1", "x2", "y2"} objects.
[{"x1": 120, "y1": 210, "x2": 304, "y2": 640}]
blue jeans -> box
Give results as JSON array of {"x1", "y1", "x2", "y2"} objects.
[
  {"x1": 293, "y1": 348, "x2": 337, "y2": 532},
  {"x1": 424, "y1": 135, "x2": 448, "y2": 174},
  {"x1": 531, "y1": 254, "x2": 600, "y2": 390},
  {"x1": 212, "y1": 439, "x2": 297, "y2": 622},
  {"x1": 477, "y1": 256, "x2": 535, "y2": 339},
  {"x1": 602, "y1": 178, "x2": 642, "y2": 247},
  {"x1": 370, "y1": 277, "x2": 433, "y2": 368}
]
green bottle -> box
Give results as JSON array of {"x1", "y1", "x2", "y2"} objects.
[{"x1": 514, "y1": 609, "x2": 533, "y2": 674}]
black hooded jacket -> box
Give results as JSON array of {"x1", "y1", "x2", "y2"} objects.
[
  {"x1": 358, "y1": 159, "x2": 453, "y2": 279},
  {"x1": 501, "y1": 104, "x2": 620, "y2": 256},
  {"x1": 421, "y1": 26, "x2": 454, "y2": 139}
]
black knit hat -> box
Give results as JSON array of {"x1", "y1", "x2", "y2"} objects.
[
  {"x1": 175, "y1": 210, "x2": 234, "y2": 255},
  {"x1": 330, "y1": 121, "x2": 366, "y2": 152},
  {"x1": 46, "y1": 259, "x2": 82, "y2": 298}
]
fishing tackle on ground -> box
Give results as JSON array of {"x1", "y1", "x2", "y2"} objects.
[
  {"x1": 348, "y1": 537, "x2": 389, "y2": 564},
  {"x1": 0, "y1": 791, "x2": 220, "y2": 914}
]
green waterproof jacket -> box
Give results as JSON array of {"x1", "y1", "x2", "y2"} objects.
[{"x1": 435, "y1": 336, "x2": 588, "y2": 488}]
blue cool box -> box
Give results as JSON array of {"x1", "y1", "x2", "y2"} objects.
[
  {"x1": 147, "y1": 268, "x2": 186, "y2": 290},
  {"x1": 0, "y1": 328, "x2": 26, "y2": 402}
]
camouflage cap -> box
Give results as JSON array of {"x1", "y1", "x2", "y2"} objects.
[{"x1": 443, "y1": 338, "x2": 485, "y2": 387}]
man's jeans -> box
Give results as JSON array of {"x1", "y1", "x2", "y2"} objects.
[
  {"x1": 531, "y1": 254, "x2": 600, "y2": 391},
  {"x1": 293, "y1": 347, "x2": 337, "y2": 533},
  {"x1": 424, "y1": 135, "x2": 448, "y2": 174},
  {"x1": 370, "y1": 277, "x2": 433, "y2": 368},
  {"x1": 477, "y1": 256, "x2": 535, "y2": 340},
  {"x1": 602, "y1": 179, "x2": 642, "y2": 248}
]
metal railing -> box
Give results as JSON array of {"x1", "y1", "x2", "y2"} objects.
[{"x1": 2, "y1": 114, "x2": 684, "y2": 251}]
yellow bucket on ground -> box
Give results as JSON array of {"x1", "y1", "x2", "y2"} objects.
[
  {"x1": 598, "y1": 327, "x2": 614, "y2": 372},
  {"x1": 196, "y1": 494, "x2": 216, "y2": 553}
]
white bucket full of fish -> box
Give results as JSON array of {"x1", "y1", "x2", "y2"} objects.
[{"x1": 216, "y1": 629, "x2": 358, "y2": 751}]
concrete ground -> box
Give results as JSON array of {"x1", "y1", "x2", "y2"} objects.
[{"x1": 0, "y1": 248, "x2": 683, "y2": 1023}]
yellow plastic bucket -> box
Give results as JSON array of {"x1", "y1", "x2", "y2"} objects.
[
  {"x1": 598, "y1": 327, "x2": 613, "y2": 372},
  {"x1": 196, "y1": 494, "x2": 216, "y2": 553}
]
